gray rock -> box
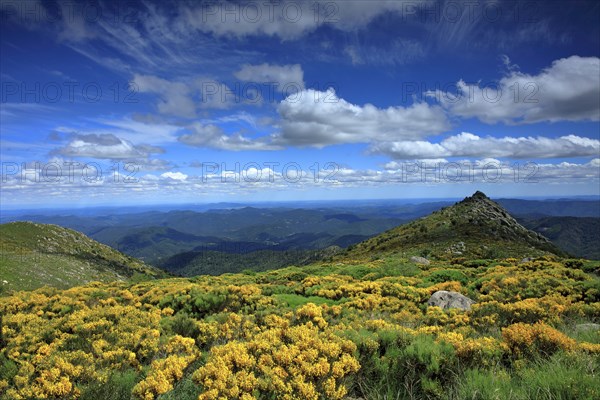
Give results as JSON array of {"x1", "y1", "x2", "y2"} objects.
[
  {"x1": 410, "y1": 256, "x2": 430, "y2": 265},
  {"x1": 428, "y1": 290, "x2": 475, "y2": 311},
  {"x1": 520, "y1": 257, "x2": 533, "y2": 264}
]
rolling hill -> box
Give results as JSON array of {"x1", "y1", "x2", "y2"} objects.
[
  {"x1": 4, "y1": 197, "x2": 598, "y2": 269},
  {"x1": 345, "y1": 191, "x2": 565, "y2": 260},
  {"x1": 0, "y1": 222, "x2": 167, "y2": 292},
  {"x1": 519, "y1": 216, "x2": 600, "y2": 260}
]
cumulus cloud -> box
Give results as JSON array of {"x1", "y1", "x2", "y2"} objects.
[
  {"x1": 53, "y1": 133, "x2": 165, "y2": 160},
  {"x1": 234, "y1": 63, "x2": 304, "y2": 90},
  {"x1": 134, "y1": 74, "x2": 197, "y2": 117},
  {"x1": 429, "y1": 56, "x2": 600, "y2": 124},
  {"x1": 371, "y1": 133, "x2": 600, "y2": 160},
  {"x1": 179, "y1": 123, "x2": 281, "y2": 151},
  {"x1": 193, "y1": 78, "x2": 240, "y2": 110},
  {"x1": 272, "y1": 88, "x2": 450, "y2": 147},
  {"x1": 133, "y1": 74, "x2": 241, "y2": 115},
  {"x1": 161, "y1": 171, "x2": 188, "y2": 181},
  {"x1": 176, "y1": 85, "x2": 449, "y2": 151}
]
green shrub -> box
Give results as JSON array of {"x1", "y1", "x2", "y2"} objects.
[
  {"x1": 463, "y1": 259, "x2": 490, "y2": 268},
  {"x1": 381, "y1": 261, "x2": 421, "y2": 278},
  {"x1": 0, "y1": 353, "x2": 17, "y2": 383},
  {"x1": 425, "y1": 269, "x2": 469, "y2": 286},
  {"x1": 564, "y1": 259, "x2": 585, "y2": 269},
  {"x1": 161, "y1": 312, "x2": 200, "y2": 339},
  {"x1": 343, "y1": 265, "x2": 373, "y2": 279},
  {"x1": 79, "y1": 370, "x2": 138, "y2": 400},
  {"x1": 159, "y1": 368, "x2": 202, "y2": 400},
  {"x1": 353, "y1": 333, "x2": 458, "y2": 399}
]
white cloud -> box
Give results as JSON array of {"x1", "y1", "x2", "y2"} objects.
[
  {"x1": 234, "y1": 63, "x2": 304, "y2": 90},
  {"x1": 344, "y1": 46, "x2": 363, "y2": 65},
  {"x1": 160, "y1": 172, "x2": 188, "y2": 181},
  {"x1": 371, "y1": 133, "x2": 600, "y2": 160},
  {"x1": 193, "y1": 78, "x2": 239, "y2": 110},
  {"x1": 56, "y1": 1, "x2": 95, "y2": 43},
  {"x1": 133, "y1": 74, "x2": 241, "y2": 115},
  {"x1": 2, "y1": 157, "x2": 598, "y2": 207},
  {"x1": 429, "y1": 56, "x2": 600, "y2": 124},
  {"x1": 134, "y1": 74, "x2": 197, "y2": 117},
  {"x1": 344, "y1": 40, "x2": 425, "y2": 66},
  {"x1": 54, "y1": 133, "x2": 165, "y2": 160},
  {"x1": 180, "y1": 1, "x2": 428, "y2": 40},
  {"x1": 54, "y1": 117, "x2": 182, "y2": 147},
  {"x1": 179, "y1": 123, "x2": 280, "y2": 151},
  {"x1": 273, "y1": 88, "x2": 450, "y2": 147}
]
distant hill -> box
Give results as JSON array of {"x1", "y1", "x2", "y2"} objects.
[
  {"x1": 0, "y1": 222, "x2": 167, "y2": 292},
  {"x1": 519, "y1": 216, "x2": 600, "y2": 260},
  {"x1": 497, "y1": 198, "x2": 600, "y2": 218},
  {"x1": 345, "y1": 191, "x2": 565, "y2": 260},
  {"x1": 3, "y1": 196, "x2": 596, "y2": 273},
  {"x1": 160, "y1": 246, "x2": 341, "y2": 276},
  {"x1": 81, "y1": 209, "x2": 390, "y2": 265}
]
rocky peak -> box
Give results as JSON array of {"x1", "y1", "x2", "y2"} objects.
[
  {"x1": 459, "y1": 190, "x2": 493, "y2": 205},
  {"x1": 471, "y1": 190, "x2": 488, "y2": 200},
  {"x1": 344, "y1": 190, "x2": 565, "y2": 259}
]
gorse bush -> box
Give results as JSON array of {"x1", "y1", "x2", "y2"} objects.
[
  {"x1": 0, "y1": 257, "x2": 598, "y2": 399},
  {"x1": 502, "y1": 322, "x2": 576, "y2": 358}
]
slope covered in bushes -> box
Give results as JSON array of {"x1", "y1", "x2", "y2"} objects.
[{"x1": 1, "y1": 255, "x2": 599, "y2": 399}]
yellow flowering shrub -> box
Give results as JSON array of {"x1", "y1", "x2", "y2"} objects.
[
  {"x1": 0, "y1": 256, "x2": 598, "y2": 398},
  {"x1": 132, "y1": 335, "x2": 199, "y2": 400},
  {"x1": 502, "y1": 322, "x2": 576, "y2": 358},
  {"x1": 193, "y1": 306, "x2": 359, "y2": 400}
]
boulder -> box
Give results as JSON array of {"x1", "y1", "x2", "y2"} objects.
[
  {"x1": 410, "y1": 256, "x2": 430, "y2": 265},
  {"x1": 428, "y1": 290, "x2": 475, "y2": 311}
]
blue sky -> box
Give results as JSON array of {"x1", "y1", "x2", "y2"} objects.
[{"x1": 1, "y1": 0, "x2": 599, "y2": 208}]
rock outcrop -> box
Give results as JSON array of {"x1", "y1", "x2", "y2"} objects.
[
  {"x1": 428, "y1": 290, "x2": 475, "y2": 310},
  {"x1": 410, "y1": 256, "x2": 430, "y2": 265}
]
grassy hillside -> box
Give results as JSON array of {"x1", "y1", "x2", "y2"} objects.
[
  {"x1": 0, "y1": 222, "x2": 167, "y2": 292},
  {"x1": 346, "y1": 191, "x2": 564, "y2": 260},
  {"x1": 0, "y1": 255, "x2": 598, "y2": 399}
]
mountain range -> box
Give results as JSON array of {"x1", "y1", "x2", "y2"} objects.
[{"x1": 0, "y1": 191, "x2": 579, "y2": 292}]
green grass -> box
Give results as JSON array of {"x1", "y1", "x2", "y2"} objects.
[
  {"x1": 78, "y1": 370, "x2": 139, "y2": 400},
  {"x1": 0, "y1": 222, "x2": 166, "y2": 292},
  {"x1": 273, "y1": 293, "x2": 341, "y2": 307},
  {"x1": 451, "y1": 352, "x2": 600, "y2": 400}
]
